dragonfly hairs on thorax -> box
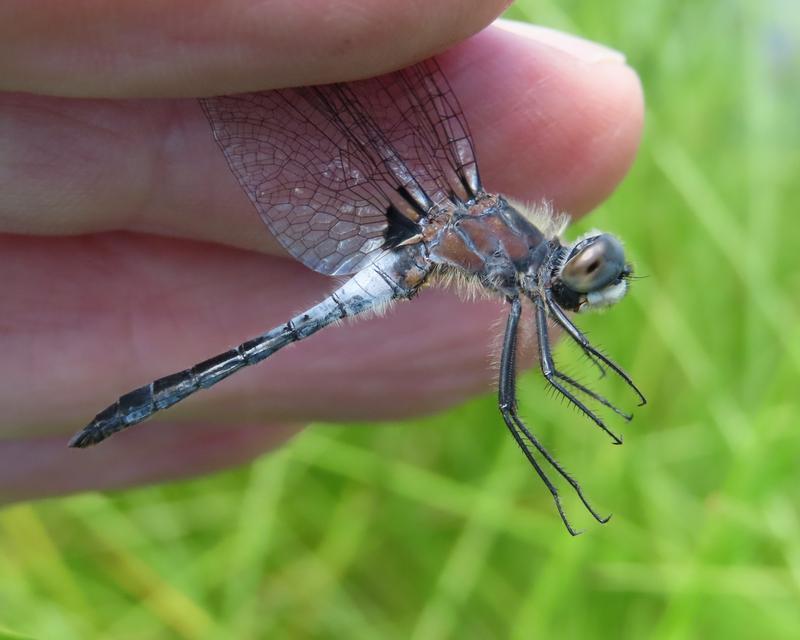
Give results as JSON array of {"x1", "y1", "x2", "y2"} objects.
[{"x1": 69, "y1": 58, "x2": 645, "y2": 535}]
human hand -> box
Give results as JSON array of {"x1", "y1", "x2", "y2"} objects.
[{"x1": 0, "y1": 2, "x2": 643, "y2": 501}]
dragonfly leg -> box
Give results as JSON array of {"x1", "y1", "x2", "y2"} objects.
[
  {"x1": 544, "y1": 289, "x2": 646, "y2": 407},
  {"x1": 498, "y1": 297, "x2": 610, "y2": 535},
  {"x1": 534, "y1": 297, "x2": 624, "y2": 444}
]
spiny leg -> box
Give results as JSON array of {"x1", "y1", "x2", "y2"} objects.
[
  {"x1": 544, "y1": 289, "x2": 646, "y2": 407},
  {"x1": 498, "y1": 297, "x2": 577, "y2": 535},
  {"x1": 515, "y1": 298, "x2": 610, "y2": 523},
  {"x1": 498, "y1": 297, "x2": 609, "y2": 534},
  {"x1": 534, "y1": 297, "x2": 624, "y2": 444},
  {"x1": 553, "y1": 370, "x2": 632, "y2": 421},
  {"x1": 584, "y1": 351, "x2": 608, "y2": 379},
  {"x1": 500, "y1": 406, "x2": 581, "y2": 535},
  {"x1": 506, "y1": 411, "x2": 611, "y2": 525}
]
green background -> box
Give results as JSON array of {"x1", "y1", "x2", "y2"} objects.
[{"x1": 2, "y1": 0, "x2": 799, "y2": 637}]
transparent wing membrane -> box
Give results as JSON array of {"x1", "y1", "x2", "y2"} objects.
[{"x1": 200, "y1": 59, "x2": 482, "y2": 276}]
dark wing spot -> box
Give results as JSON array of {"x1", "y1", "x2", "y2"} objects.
[{"x1": 383, "y1": 203, "x2": 421, "y2": 248}]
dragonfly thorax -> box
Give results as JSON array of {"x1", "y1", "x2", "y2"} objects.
[{"x1": 427, "y1": 196, "x2": 550, "y2": 296}]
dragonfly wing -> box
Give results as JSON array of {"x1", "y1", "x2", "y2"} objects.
[
  {"x1": 200, "y1": 59, "x2": 483, "y2": 276},
  {"x1": 340, "y1": 59, "x2": 482, "y2": 203}
]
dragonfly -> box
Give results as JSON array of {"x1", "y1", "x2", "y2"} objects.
[{"x1": 69, "y1": 58, "x2": 645, "y2": 534}]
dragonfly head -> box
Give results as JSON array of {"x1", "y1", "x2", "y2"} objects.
[{"x1": 549, "y1": 233, "x2": 632, "y2": 312}]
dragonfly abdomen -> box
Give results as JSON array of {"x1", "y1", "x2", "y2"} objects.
[
  {"x1": 68, "y1": 328, "x2": 295, "y2": 447},
  {"x1": 70, "y1": 247, "x2": 429, "y2": 448}
]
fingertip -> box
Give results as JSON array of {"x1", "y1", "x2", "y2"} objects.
[{"x1": 441, "y1": 22, "x2": 645, "y2": 217}]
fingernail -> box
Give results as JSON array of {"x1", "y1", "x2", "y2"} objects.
[{"x1": 493, "y1": 19, "x2": 626, "y2": 64}]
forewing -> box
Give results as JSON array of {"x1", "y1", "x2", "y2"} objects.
[
  {"x1": 200, "y1": 59, "x2": 483, "y2": 276},
  {"x1": 345, "y1": 59, "x2": 482, "y2": 203}
]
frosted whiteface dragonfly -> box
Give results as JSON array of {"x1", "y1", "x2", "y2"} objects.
[{"x1": 70, "y1": 58, "x2": 645, "y2": 534}]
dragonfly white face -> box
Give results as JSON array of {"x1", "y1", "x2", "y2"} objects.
[{"x1": 551, "y1": 233, "x2": 632, "y2": 313}]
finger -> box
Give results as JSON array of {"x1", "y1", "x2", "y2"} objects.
[
  {"x1": 0, "y1": 422, "x2": 300, "y2": 502},
  {"x1": 0, "y1": 23, "x2": 644, "y2": 251},
  {"x1": 0, "y1": 0, "x2": 510, "y2": 97}
]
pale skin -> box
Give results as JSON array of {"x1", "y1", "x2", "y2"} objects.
[{"x1": 0, "y1": 1, "x2": 644, "y2": 501}]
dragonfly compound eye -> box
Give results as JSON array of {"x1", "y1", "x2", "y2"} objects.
[{"x1": 561, "y1": 234, "x2": 625, "y2": 293}]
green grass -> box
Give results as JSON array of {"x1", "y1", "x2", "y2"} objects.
[{"x1": 2, "y1": 0, "x2": 799, "y2": 637}]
